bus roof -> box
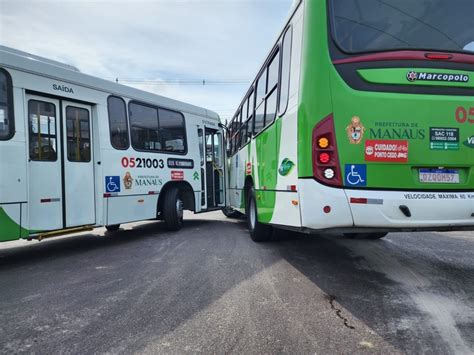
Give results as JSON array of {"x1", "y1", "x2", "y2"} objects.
[{"x1": 0, "y1": 45, "x2": 220, "y2": 121}]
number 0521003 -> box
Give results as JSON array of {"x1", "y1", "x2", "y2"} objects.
[{"x1": 121, "y1": 157, "x2": 165, "y2": 169}]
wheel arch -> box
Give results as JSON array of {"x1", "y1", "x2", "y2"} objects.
[{"x1": 158, "y1": 181, "x2": 196, "y2": 214}]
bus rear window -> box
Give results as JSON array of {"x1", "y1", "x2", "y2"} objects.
[
  {"x1": 0, "y1": 69, "x2": 14, "y2": 140},
  {"x1": 330, "y1": 0, "x2": 474, "y2": 54}
]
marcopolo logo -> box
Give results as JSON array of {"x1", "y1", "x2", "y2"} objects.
[{"x1": 406, "y1": 71, "x2": 469, "y2": 83}]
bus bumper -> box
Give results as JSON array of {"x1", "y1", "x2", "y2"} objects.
[
  {"x1": 345, "y1": 189, "x2": 474, "y2": 229},
  {"x1": 299, "y1": 179, "x2": 474, "y2": 231}
]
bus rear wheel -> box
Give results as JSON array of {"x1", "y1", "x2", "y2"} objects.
[
  {"x1": 344, "y1": 233, "x2": 388, "y2": 240},
  {"x1": 247, "y1": 187, "x2": 272, "y2": 242},
  {"x1": 163, "y1": 187, "x2": 184, "y2": 231},
  {"x1": 105, "y1": 224, "x2": 120, "y2": 232}
]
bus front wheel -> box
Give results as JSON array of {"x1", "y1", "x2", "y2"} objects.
[
  {"x1": 163, "y1": 187, "x2": 184, "y2": 231},
  {"x1": 247, "y1": 187, "x2": 272, "y2": 242}
]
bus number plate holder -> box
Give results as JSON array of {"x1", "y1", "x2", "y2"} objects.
[{"x1": 419, "y1": 169, "x2": 460, "y2": 184}]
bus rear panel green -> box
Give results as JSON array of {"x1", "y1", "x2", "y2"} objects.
[
  {"x1": 299, "y1": 0, "x2": 474, "y2": 192},
  {"x1": 331, "y1": 71, "x2": 474, "y2": 191}
]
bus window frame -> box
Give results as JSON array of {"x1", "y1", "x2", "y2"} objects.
[
  {"x1": 253, "y1": 45, "x2": 280, "y2": 139},
  {"x1": 128, "y1": 100, "x2": 188, "y2": 156},
  {"x1": 240, "y1": 89, "x2": 255, "y2": 149},
  {"x1": 66, "y1": 105, "x2": 92, "y2": 163},
  {"x1": 107, "y1": 95, "x2": 130, "y2": 151},
  {"x1": 28, "y1": 99, "x2": 58, "y2": 162},
  {"x1": 278, "y1": 25, "x2": 293, "y2": 117},
  {"x1": 0, "y1": 68, "x2": 15, "y2": 141}
]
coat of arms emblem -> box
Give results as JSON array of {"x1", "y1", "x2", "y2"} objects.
[
  {"x1": 123, "y1": 172, "x2": 133, "y2": 190},
  {"x1": 346, "y1": 116, "x2": 365, "y2": 144}
]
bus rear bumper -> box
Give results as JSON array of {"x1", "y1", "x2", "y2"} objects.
[
  {"x1": 298, "y1": 179, "x2": 474, "y2": 231},
  {"x1": 346, "y1": 189, "x2": 474, "y2": 229}
]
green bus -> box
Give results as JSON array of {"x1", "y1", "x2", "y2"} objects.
[{"x1": 224, "y1": 0, "x2": 474, "y2": 241}]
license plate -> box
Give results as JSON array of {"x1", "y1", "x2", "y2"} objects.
[{"x1": 419, "y1": 169, "x2": 459, "y2": 184}]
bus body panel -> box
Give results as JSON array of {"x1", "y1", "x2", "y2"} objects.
[
  {"x1": 268, "y1": 6, "x2": 304, "y2": 228},
  {"x1": 106, "y1": 195, "x2": 158, "y2": 226},
  {"x1": 299, "y1": 180, "x2": 353, "y2": 230}
]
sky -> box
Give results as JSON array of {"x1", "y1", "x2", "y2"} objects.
[{"x1": 0, "y1": 0, "x2": 294, "y2": 122}]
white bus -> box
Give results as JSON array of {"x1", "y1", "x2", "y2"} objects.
[{"x1": 0, "y1": 46, "x2": 225, "y2": 242}]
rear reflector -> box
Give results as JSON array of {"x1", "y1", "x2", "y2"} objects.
[
  {"x1": 350, "y1": 198, "x2": 368, "y2": 204},
  {"x1": 350, "y1": 198, "x2": 384, "y2": 205},
  {"x1": 40, "y1": 198, "x2": 60, "y2": 203}
]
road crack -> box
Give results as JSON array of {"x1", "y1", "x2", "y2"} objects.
[{"x1": 327, "y1": 295, "x2": 355, "y2": 329}]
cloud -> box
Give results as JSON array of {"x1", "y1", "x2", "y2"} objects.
[{"x1": 0, "y1": 0, "x2": 293, "y2": 119}]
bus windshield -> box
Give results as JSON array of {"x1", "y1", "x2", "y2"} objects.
[{"x1": 329, "y1": 0, "x2": 474, "y2": 54}]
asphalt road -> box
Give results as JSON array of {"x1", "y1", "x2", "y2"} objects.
[{"x1": 0, "y1": 212, "x2": 473, "y2": 354}]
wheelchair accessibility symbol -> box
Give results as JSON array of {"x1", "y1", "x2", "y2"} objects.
[
  {"x1": 105, "y1": 176, "x2": 121, "y2": 193},
  {"x1": 345, "y1": 164, "x2": 367, "y2": 187}
]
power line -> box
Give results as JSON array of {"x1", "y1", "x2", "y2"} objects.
[{"x1": 115, "y1": 78, "x2": 250, "y2": 86}]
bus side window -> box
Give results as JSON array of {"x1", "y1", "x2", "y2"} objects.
[
  {"x1": 66, "y1": 106, "x2": 91, "y2": 162},
  {"x1": 240, "y1": 121, "x2": 248, "y2": 148},
  {"x1": 254, "y1": 71, "x2": 267, "y2": 135},
  {"x1": 264, "y1": 49, "x2": 280, "y2": 126},
  {"x1": 129, "y1": 102, "x2": 161, "y2": 151},
  {"x1": 198, "y1": 128, "x2": 204, "y2": 166},
  {"x1": 158, "y1": 108, "x2": 186, "y2": 154},
  {"x1": 0, "y1": 69, "x2": 14, "y2": 140},
  {"x1": 227, "y1": 122, "x2": 232, "y2": 156},
  {"x1": 107, "y1": 96, "x2": 129, "y2": 150},
  {"x1": 279, "y1": 26, "x2": 293, "y2": 116},
  {"x1": 248, "y1": 90, "x2": 255, "y2": 137},
  {"x1": 28, "y1": 100, "x2": 58, "y2": 161}
]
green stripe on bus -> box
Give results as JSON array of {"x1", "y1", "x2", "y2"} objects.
[{"x1": 0, "y1": 207, "x2": 29, "y2": 242}]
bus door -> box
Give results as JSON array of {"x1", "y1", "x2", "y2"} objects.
[
  {"x1": 204, "y1": 127, "x2": 225, "y2": 209},
  {"x1": 27, "y1": 95, "x2": 63, "y2": 231},
  {"x1": 61, "y1": 102, "x2": 95, "y2": 228},
  {"x1": 27, "y1": 94, "x2": 95, "y2": 232}
]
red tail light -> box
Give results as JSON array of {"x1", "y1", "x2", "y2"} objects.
[
  {"x1": 312, "y1": 114, "x2": 342, "y2": 187},
  {"x1": 319, "y1": 152, "x2": 331, "y2": 164}
]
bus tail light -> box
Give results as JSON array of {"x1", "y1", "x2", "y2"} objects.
[
  {"x1": 319, "y1": 152, "x2": 331, "y2": 164},
  {"x1": 312, "y1": 114, "x2": 342, "y2": 187}
]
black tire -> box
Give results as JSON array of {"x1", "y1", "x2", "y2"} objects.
[
  {"x1": 163, "y1": 187, "x2": 184, "y2": 231},
  {"x1": 105, "y1": 224, "x2": 120, "y2": 232},
  {"x1": 366, "y1": 233, "x2": 388, "y2": 240},
  {"x1": 344, "y1": 232, "x2": 388, "y2": 240},
  {"x1": 246, "y1": 187, "x2": 273, "y2": 242},
  {"x1": 222, "y1": 206, "x2": 243, "y2": 219}
]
